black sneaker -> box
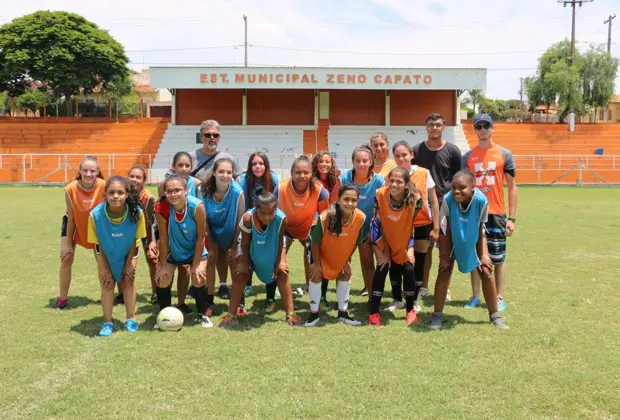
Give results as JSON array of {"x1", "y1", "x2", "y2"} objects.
[
  {"x1": 304, "y1": 312, "x2": 320, "y2": 327},
  {"x1": 176, "y1": 303, "x2": 193, "y2": 314},
  {"x1": 150, "y1": 294, "x2": 158, "y2": 305},
  {"x1": 186, "y1": 286, "x2": 196, "y2": 299},
  {"x1": 337, "y1": 311, "x2": 362, "y2": 326},
  {"x1": 218, "y1": 284, "x2": 230, "y2": 299},
  {"x1": 114, "y1": 294, "x2": 124, "y2": 305}
]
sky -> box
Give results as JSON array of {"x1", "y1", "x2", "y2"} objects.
[{"x1": 1, "y1": 0, "x2": 619, "y2": 100}]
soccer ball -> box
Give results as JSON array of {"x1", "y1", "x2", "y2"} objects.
[{"x1": 157, "y1": 307, "x2": 184, "y2": 332}]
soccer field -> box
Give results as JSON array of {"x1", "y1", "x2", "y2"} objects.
[{"x1": 0, "y1": 186, "x2": 619, "y2": 419}]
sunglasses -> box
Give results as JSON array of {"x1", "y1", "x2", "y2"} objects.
[
  {"x1": 203, "y1": 133, "x2": 221, "y2": 139},
  {"x1": 474, "y1": 123, "x2": 491, "y2": 130}
]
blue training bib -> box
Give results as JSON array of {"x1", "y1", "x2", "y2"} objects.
[
  {"x1": 203, "y1": 181, "x2": 243, "y2": 249},
  {"x1": 168, "y1": 195, "x2": 207, "y2": 264},
  {"x1": 250, "y1": 208, "x2": 286, "y2": 284}
]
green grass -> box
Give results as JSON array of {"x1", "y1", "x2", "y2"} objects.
[{"x1": 1, "y1": 186, "x2": 619, "y2": 419}]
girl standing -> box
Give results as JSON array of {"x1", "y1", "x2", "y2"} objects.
[
  {"x1": 159, "y1": 151, "x2": 201, "y2": 198},
  {"x1": 236, "y1": 152, "x2": 279, "y2": 297},
  {"x1": 387, "y1": 141, "x2": 440, "y2": 313},
  {"x1": 312, "y1": 151, "x2": 341, "y2": 204},
  {"x1": 221, "y1": 189, "x2": 301, "y2": 327},
  {"x1": 274, "y1": 156, "x2": 330, "y2": 304},
  {"x1": 127, "y1": 166, "x2": 159, "y2": 304},
  {"x1": 369, "y1": 167, "x2": 422, "y2": 326},
  {"x1": 87, "y1": 176, "x2": 146, "y2": 336},
  {"x1": 370, "y1": 132, "x2": 397, "y2": 178},
  {"x1": 305, "y1": 185, "x2": 366, "y2": 327},
  {"x1": 202, "y1": 158, "x2": 245, "y2": 316},
  {"x1": 55, "y1": 155, "x2": 106, "y2": 309},
  {"x1": 154, "y1": 175, "x2": 211, "y2": 328},
  {"x1": 339, "y1": 145, "x2": 385, "y2": 298}
]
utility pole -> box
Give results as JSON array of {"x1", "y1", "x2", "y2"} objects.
[
  {"x1": 243, "y1": 14, "x2": 248, "y2": 67},
  {"x1": 604, "y1": 14, "x2": 616, "y2": 54},
  {"x1": 558, "y1": 0, "x2": 594, "y2": 65}
]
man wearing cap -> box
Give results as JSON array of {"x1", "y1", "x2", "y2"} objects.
[{"x1": 462, "y1": 114, "x2": 518, "y2": 312}]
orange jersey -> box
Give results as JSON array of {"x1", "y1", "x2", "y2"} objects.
[
  {"x1": 375, "y1": 186, "x2": 415, "y2": 264},
  {"x1": 65, "y1": 178, "x2": 106, "y2": 249},
  {"x1": 409, "y1": 166, "x2": 432, "y2": 227},
  {"x1": 275, "y1": 179, "x2": 330, "y2": 240},
  {"x1": 463, "y1": 145, "x2": 516, "y2": 215},
  {"x1": 374, "y1": 159, "x2": 398, "y2": 178},
  {"x1": 311, "y1": 208, "x2": 366, "y2": 280}
]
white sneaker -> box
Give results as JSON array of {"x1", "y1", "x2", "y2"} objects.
[
  {"x1": 384, "y1": 300, "x2": 405, "y2": 312},
  {"x1": 413, "y1": 300, "x2": 422, "y2": 312},
  {"x1": 200, "y1": 315, "x2": 214, "y2": 328},
  {"x1": 418, "y1": 287, "x2": 430, "y2": 298},
  {"x1": 337, "y1": 312, "x2": 362, "y2": 326},
  {"x1": 445, "y1": 289, "x2": 452, "y2": 303}
]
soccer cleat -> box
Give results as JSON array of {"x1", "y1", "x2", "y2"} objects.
[
  {"x1": 99, "y1": 321, "x2": 114, "y2": 337},
  {"x1": 236, "y1": 304, "x2": 248, "y2": 317},
  {"x1": 320, "y1": 297, "x2": 331, "y2": 312},
  {"x1": 464, "y1": 296, "x2": 481, "y2": 309},
  {"x1": 150, "y1": 294, "x2": 158, "y2": 305},
  {"x1": 200, "y1": 314, "x2": 214, "y2": 328},
  {"x1": 204, "y1": 304, "x2": 215, "y2": 317},
  {"x1": 125, "y1": 319, "x2": 139, "y2": 333},
  {"x1": 186, "y1": 286, "x2": 196, "y2": 299},
  {"x1": 490, "y1": 312, "x2": 509, "y2": 329},
  {"x1": 427, "y1": 312, "x2": 444, "y2": 330},
  {"x1": 244, "y1": 285, "x2": 253, "y2": 297},
  {"x1": 384, "y1": 300, "x2": 405, "y2": 313},
  {"x1": 405, "y1": 309, "x2": 421, "y2": 325},
  {"x1": 368, "y1": 313, "x2": 382, "y2": 326},
  {"x1": 218, "y1": 284, "x2": 230, "y2": 299},
  {"x1": 54, "y1": 296, "x2": 68, "y2": 310},
  {"x1": 498, "y1": 298, "x2": 507, "y2": 312},
  {"x1": 219, "y1": 313, "x2": 238, "y2": 328},
  {"x1": 286, "y1": 313, "x2": 302, "y2": 326},
  {"x1": 445, "y1": 289, "x2": 452, "y2": 303},
  {"x1": 304, "y1": 312, "x2": 321, "y2": 327},
  {"x1": 176, "y1": 303, "x2": 193, "y2": 314},
  {"x1": 114, "y1": 294, "x2": 124, "y2": 306},
  {"x1": 337, "y1": 311, "x2": 361, "y2": 326},
  {"x1": 418, "y1": 287, "x2": 430, "y2": 299},
  {"x1": 413, "y1": 300, "x2": 422, "y2": 312},
  {"x1": 264, "y1": 299, "x2": 276, "y2": 314}
]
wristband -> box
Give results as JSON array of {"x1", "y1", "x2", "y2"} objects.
[{"x1": 507, "y1": 217, "x2": 516, "y2": 223}]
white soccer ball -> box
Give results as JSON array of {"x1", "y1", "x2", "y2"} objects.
[{"x1": 157, "y1": 307, "x2": 184, "y2": 332}]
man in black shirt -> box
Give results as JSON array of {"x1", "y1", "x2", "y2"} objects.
[{"x1": 412, "y1": 113, "x2": 463, "y2": 300}]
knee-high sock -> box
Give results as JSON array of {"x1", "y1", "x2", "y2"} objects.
[
  {"x1": 371, "y1": 264, "x2": 390, "y2": 314},
  {"x1": 246, "y1": 270, "x2": 253, "y2": 287},
  {"x1": 309, "y1": 281, "x2": 321, "y2": 313},
  {"x1": 413, "y1": 252, "x2": 425, "y2": 300},
  {"x1": 402, "y1": 262, "x2": 416, "y2": 312},
  {"x1": 266, "y1": 281, "x2": 277, "y2": 301},
  {"x1": 389, "y1": 263, "x2": 403, "y2": 302},
  {"x1": 321, "y1": 279, "x2": 329, "y2": 299},
  {"x1": 336, "y1": 280, "x2": 351, "y2": 312},
  {"x1": 194, "y1": 286, "x2": 208, "y2": 315},
  {"x1": 156, "y1": 286, "x2": 172, "y2": 311}
]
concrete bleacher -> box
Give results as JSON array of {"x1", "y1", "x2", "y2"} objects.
[
  {"x1": 0, "y1": 121, "x2": 167, "y2": 183},
  {"x1": 150, "y1": 125, "x2": 311, "y2": 181},
  {"x1": 328, "y1": 125, "x2": 468, "y2": 171},
  {"x1": 462, "y1": 122, "x2": 620, "y2": 184}
]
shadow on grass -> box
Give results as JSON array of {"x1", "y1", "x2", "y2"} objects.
[{"x1": 46, "y1": 295, "x2": 97, "y2": 310}]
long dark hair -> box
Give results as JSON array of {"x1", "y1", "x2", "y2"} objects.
[
  {"x1": 201, "y1": 157, "x2": 234, "y2": 198},
  {"x1": 326, "y1": 185, "x2": 359, "y2": 236},
  {"x1": 105, "y1": 176, "x2": 141, "y2": 223},
  {"x1": 171, "y1": 151, "x2": 192, "y2": 169},
  {"x1": 387, "y1": 167, "x2": 419, "y2": 208},
  {"x1": 351, "y1": 144, "x2": 375, "y2": 182},
  {"x1": 245, "y1": 152, "x2": 274, "y2": 209},
  {"x1": 128, "y1": 166, "x2": 147, "y2": 191},
  {"x1": 392, "y1": 140, "x2": 415, "y2": 165},
  {"x1": 75, "y1": 155, "x2": 104, "y2": 181},
  {"x1": 290, "y1": 155, "x2": 316, "y2": 195},
  {"x1": 312, "y1": 151, "x2": 338, "y2": 190}
]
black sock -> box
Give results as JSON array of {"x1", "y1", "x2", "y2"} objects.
[
  {"x1": 370, "y1": 264, "x2": 389, "y2": 314},
  {"x1": 266, "y1": 281, "x2": 277, "y2": 301},
  {"x1": 156, "y1": 286, "x2": 172, "y2": 311},
  {"x1": 206, "y1": 294, "x2": 214, "y2": 305},
  {"x1": 240, "y1": 291, "x2": 246, "y2": 306},
  {"x1": 246, "y1": 270, "x2": 253, "y2": 287},
  {"x1": 194, "y1": 286, "x2": 208, "y2": 315},
  {"x1": 413, "y1": 252, "x2": 426, "y2": 301},
  {"x1": 389, "y1": 263, "x2": 403, "y2": 302},
  {"x1": 402, "y1": 262, "x2": 416, "y2": 312},
  {"x1": 321, "y1": 279, "x2": 329, "y2": 299}
]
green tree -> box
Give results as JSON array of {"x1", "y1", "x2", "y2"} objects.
[
  {"x1": 15, "y1": 90, "x2": 46, "y2": 116},
  {"x1": 581, "y1": 46, "x2": 619, "y2": 121},
  {"x1": 466, "y1": 89, "x2": 484, "y2": 113},
  {"x1": 104, "y1": 71, "x2": 133, "y2": 121},
  {"x1": 0, "y1": 11, "x2": 128, "y2": 102}
]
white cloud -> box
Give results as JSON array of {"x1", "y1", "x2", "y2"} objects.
[{"x1": 1, "y1": 0, "x2": 618, "y2": 99}]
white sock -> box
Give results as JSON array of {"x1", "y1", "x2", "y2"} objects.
[
  {"x1": 309, "y1": 282, "x2": 321, "y2": 313},
  {"x1": 336, "y1": 280, "x2": 351, "y2": 312}
]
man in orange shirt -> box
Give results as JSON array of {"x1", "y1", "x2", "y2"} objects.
[{"x1": 462, "y1": 114, "x2": 518, "y2": 312}]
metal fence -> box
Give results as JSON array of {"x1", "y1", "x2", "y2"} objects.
[{"x1": 1, "y1": 153, "x2": 619, "y2": 185}]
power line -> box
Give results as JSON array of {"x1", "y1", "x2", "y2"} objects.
[
  {"x1": 126, "y1": 45, "x2": 241, "y2": 52},
  {"x1": 250, "y1": 45, "x2": 544, "y2": 56}
]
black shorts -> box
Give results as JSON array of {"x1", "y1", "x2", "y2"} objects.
[
  {"x1": 485, "y1": 214, "x2": 507, "y2": 265},
  {"x1": 413, "y1": 224, "x2": 433, "y2": 241}
]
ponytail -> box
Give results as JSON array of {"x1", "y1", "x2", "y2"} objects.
[{"x1": 387, "y1": 167, "x2": 419, "y2": 208}]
